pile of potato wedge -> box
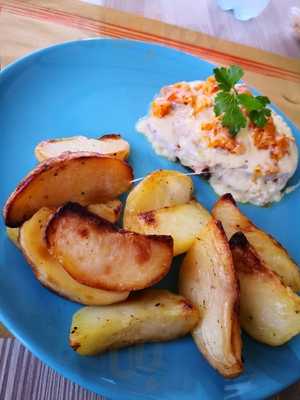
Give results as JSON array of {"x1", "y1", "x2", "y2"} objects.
[{"x1": 3, "y1": 134, "x2": 300, "y2": 379}]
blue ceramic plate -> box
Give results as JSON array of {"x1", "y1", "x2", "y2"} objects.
[{"x1": 0, "y1": 39, "x2": 299, "y2": 400}]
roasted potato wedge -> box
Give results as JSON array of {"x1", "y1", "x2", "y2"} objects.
[
  {"x1": 19, "y1": 207, "x2": 129, "y2": 305},
  {"x1": 4, "y1": 152, "x2": 132, "y2": 227},
  {"x1": 179, "y1": 219, "x2": 243, "y2": 378},
  {"x1": 124, "y1": 200, "x2": 211, "y2": 256},
  {"x1": 124, "y1": 170, "x2": 193, "y2": 218},
  {"x1": 212, "y1": 194, "x2": 300, "y2": 292},
  {"x1": 35, "y1": 134, "x2": 130, "y2": 162},
  {"x1": 69, "y1": 289, "x2": 199, "y2": 355},
  {"x1": 230, "y1": 232, "x2": 300, "y2": 346},
  {"x1": 6, "y1": 227, "x2": 20, "y2": 248},
  {"x1": 87, "y1": 199, "x2": 122, "y2": 224},
  {"x1": 46, "y1": 203, "x2": 173, "y2": 291}
]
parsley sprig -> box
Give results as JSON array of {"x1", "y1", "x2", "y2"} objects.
[{"x1": 213, "y1": 65, "x2": 271, "y2": 136}]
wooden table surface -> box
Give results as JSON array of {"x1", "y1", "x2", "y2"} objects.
[
  {"x1": 0, "y1": 1, "x2": 300, "y2": 399},
  {"x1": 85, "y1": 0, "x2": 300, "y2": 58}
]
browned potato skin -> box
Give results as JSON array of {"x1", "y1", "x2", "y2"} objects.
[
  {"x1": 35, "y1": 134, "x2": 130, "y2": 162},
  {"x1": 3, "y1": 152, "x2": 133, "y2": 227},
  {"x1": 70, "y1": 289, "x2": 200, "y2": 356},
  {"x1": 179, "y1": 219, "x2": 243, "y2": 378},
  {"x1": 46, "y1": 202, "x2": 173, "y2": 292},
  {"x1": 212, "y1": 193, "x2": 300, "y2": 292},
  {"x1": 19, "y1": 207, "x2": 129, "y2": 305},
  {"x1": 230, "y1": 233, "x2": 300, "y2": 346},
  {"x1": 99, "y1": 134, "x2": 122, "y2": 139}
]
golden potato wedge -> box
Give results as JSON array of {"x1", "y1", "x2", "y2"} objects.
[
  {"x1": 35, "y1": 134, "x2": 130, "y2": 162},
  {"x1": 6, "y1": 227, "x2": 20, "y2": 249},
  {"x1": 124, "y1": 170, "x2": 193, "y2": 217},
  {"x1": 124, "y1": 200, "x2": 211, "y2": 256},
  {"x1": 46, "y1": 202, "x2": 173, "y2": 291},
  {"x1": 87, "y1": 200, "x2": 122, "y2": 224},
  {"x1": 3, "y1": 152, "x2": 133, "y2": 227},
  {"x1": 179, "y1": 219, "x2": 243, "y2": 378},
  {"x1": 19, "y1": 207, "x2": 129, "y2": 305},
  {"x1": 212, "y1": 193, "x2": 300, "y2": 292},
  {"x1": 230, "y1": 232, "x2": 300, "y2": 346},
  {"x1": 69, "y1": 289, "x2": 199, "y2": 355}
]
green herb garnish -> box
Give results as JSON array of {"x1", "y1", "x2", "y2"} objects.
[{"x1": 213, "y1": 65, "x2": 271, "y2": 136}]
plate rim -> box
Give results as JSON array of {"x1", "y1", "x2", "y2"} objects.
[{"x1": 0, "y1": 37, "x2": 299, "y2": 400}]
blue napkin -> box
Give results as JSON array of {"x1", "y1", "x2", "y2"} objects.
[{"x1": 217, "y1": 0, "x2": 271, "y2": 21}]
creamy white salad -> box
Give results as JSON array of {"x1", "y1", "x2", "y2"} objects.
[{"x1": 136, "y1": 78, "x2": 298, "y2": 206}]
